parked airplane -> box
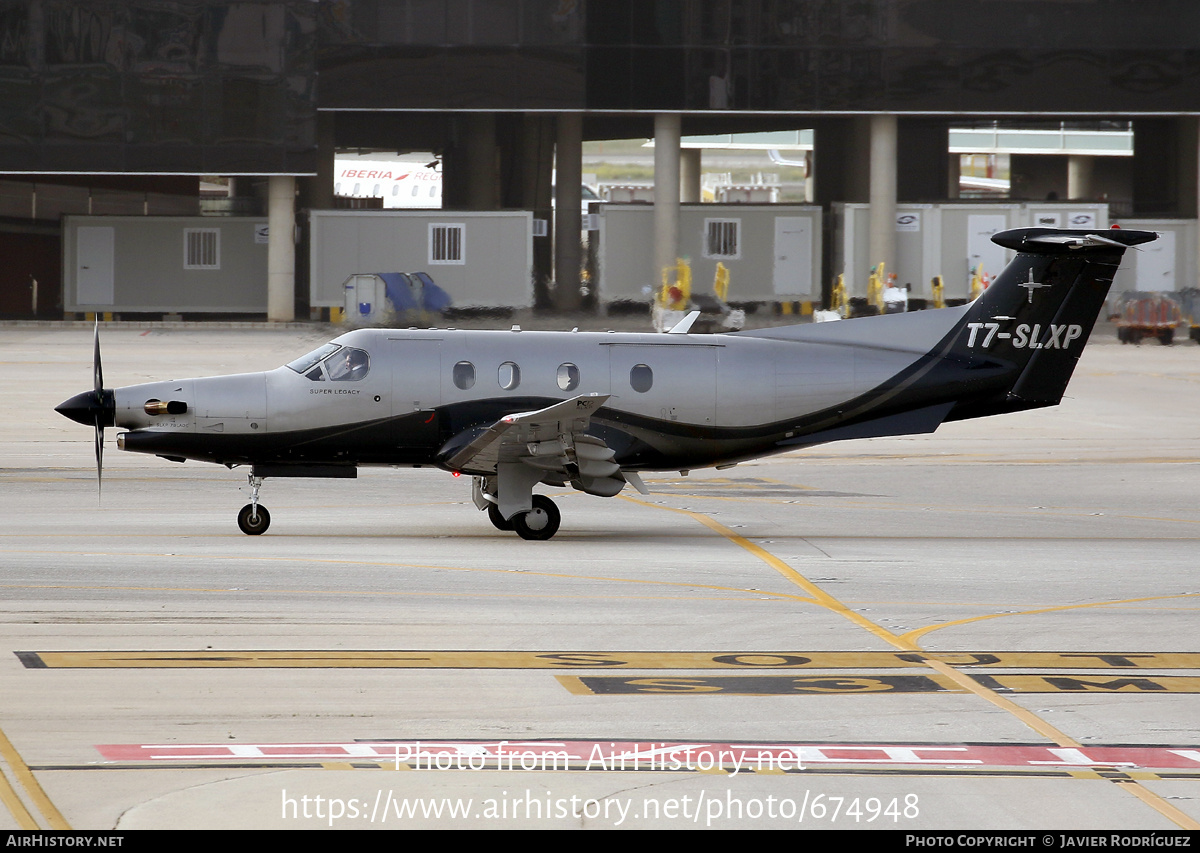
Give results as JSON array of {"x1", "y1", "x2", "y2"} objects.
[
  {"x1": 56, "y1": 228, "x2": 1154, "y2": 540},
  {"x1": 335, "y1": 159, "x2": 443, "y2": 208},
  {"x1": 334, "y1": 157, "x2": 602, "y2": 213}
]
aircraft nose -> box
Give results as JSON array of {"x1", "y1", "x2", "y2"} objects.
[{"x1": 55, "y1": 390, "x2": 115, "y2": 427}]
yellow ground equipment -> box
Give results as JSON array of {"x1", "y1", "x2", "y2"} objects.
[
  {"x1": 931, "y1": 275, "x2": 945, "y2": 309},
  {"x1": 713, "y1": 262, "x2": 730, "y2": 303},
  {"x1": 866, "y1": 263, "x2": 885, "y2": 314},
  {"x1": 659, "y1": 257, "x2": 691, "y2": 311}
]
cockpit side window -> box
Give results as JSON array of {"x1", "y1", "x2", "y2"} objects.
[{"x1": 325, "y1": 347, "x2": 370, "y2": 381}]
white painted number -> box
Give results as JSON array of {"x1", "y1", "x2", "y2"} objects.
[{"x1": 965, "y1": 322, "x2": 1082, "y2": 350}]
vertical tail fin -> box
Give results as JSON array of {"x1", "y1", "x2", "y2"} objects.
[{"x1": 953, "y1": 228, "x2": 1157, "y2": 408}]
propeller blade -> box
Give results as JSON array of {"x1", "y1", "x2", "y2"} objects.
[
  {"x1": 93, "y1": 318, "x2": 104, "y2": 395},
  {"x1": 94, "y1": 415, "x2": 104, "y2": 499},
  {"x1": 93, "y1": 318, "x2": 105, "y2": 499},
  {"x1": 55, "y1": 320, "x2": 115, "y2": 502}
]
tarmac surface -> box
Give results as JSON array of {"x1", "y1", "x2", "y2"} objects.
[{"x1": 1, "y1": 319, "x2": 1198, "y2": 830}]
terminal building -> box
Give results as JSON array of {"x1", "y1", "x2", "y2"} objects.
[{"x1": 1, "y1": 0, "x2": 1198, "y2": 319}]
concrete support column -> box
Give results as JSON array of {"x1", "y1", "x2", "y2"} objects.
[
  {"x1": 517, "y1": 115, "x2": 555, "y2": 307},
  {"x1": 680, "y1": 147, "x2": 702, "y2": 203},
  {"x1": 267, "y1": 175, "x2": 295, "y2": 322},
  {"x1": 897, "y1": 118, "x2": 952, "y2": 202},
  {"x1": 1195, "y1": 117, "x2": 1200, "y2": 288},
  {"x1": 554, "y1": 112, "x2": 583, "y2": 312},
  {"x1": 466, "y1": 113, "x2": 498, "y2": 210},
  {"x1": 312, "y1": 112, "x2": 335, "y2": 210},
  {"x1": 653, "y1": 113, "x2": 682, "y2": 285},
  {"x1": 809, "y1": 118, "x2": 870, "y2": 207},
  {"x1": 868, "y1": 114, "x2": 898, "y2": 278},
  {"x1": 1132, "y1": 118, "x2": 1198, "y2": 217},
  {"x1": 1068, "y1": 155, "x2": 1094, "y2": 200}
]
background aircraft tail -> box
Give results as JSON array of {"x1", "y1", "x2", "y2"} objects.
[{"x1": 948, "y1": 227, "x2": 1157, "y2": 414}]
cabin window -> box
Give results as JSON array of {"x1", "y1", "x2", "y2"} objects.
[
  {"x1": 392, "y1": 184, "x2": 399, "y2": 197},
  {"x1": 429, "y1": 223, "x2": 465, "y2": 264},
  {"x1": 704, "y1": 218, "x2": 741, "y2": 260},
  {"x1": 498, "y1": 361, "x2": 520, "y2": 390},
  {"x1": 557, "y1": 363, "x2": 580, "y2": 392},
  {"x1": 630, "y1": 363, "x2": 653, "y2": 393},
  {"x1": 453, "y1": 361, "x2": 475, "y2": 390},
  {"x1": 183, "y1": 228, "x2": 220, "y2": 270}
]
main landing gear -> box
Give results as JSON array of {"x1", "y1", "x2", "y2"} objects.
[
  {"x1": 514, "y1": 495, "x2": 561, "y2": 541},
  {"x1": 475, "y1": 474, "x2": 562, "y2": 540},
  {"x1": 237, "y1": 474, "x2": 270, "y2": 535},
  {"x1": 486, "y1": 494, "x2": 561, "y2": 541}
]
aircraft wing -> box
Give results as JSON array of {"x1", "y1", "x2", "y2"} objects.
[
  {"x1": 441, "y1": 393, "x2": 649, "y2": 497},
  {"x1": 443, "y1": 394, "x2": 610, "y2": 473}
]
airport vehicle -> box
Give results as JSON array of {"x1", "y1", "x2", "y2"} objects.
[
  {"x1": 1115, "y1": 292, "x2": 1182, "y2": 345},
  {"x1": 56, "y1": 228, "x2": 1155, "y2": 540}
]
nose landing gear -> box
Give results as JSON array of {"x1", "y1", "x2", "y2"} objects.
[{"x1": 237, "y1": 475, "x2": 270, "y2": 535}]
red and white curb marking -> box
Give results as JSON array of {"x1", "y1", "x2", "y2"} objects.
[{"x1": 96, "y1": 741, "x2": 1200, "y2": 771}]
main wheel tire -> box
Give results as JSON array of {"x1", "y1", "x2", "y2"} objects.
[
  {"x1": 237, "y1": 503, "x2": 271, "y2": 535},
  {"x1": 1159, "y1": 328, "x2": 1174, "y2": 345},
  {"x1": 512, "y1": 495, "x2": 561, "y2": 541},
  {"x1": 487, "y1": 502, "x2": 514, "y2": 531}
]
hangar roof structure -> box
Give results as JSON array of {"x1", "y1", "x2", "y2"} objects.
[
  {"x1": 0, "y1": 1, "x2": 1198, "y2": 319},
  {"x1": 1, "y1": 0, "x2": 1197, "y2": 174}
]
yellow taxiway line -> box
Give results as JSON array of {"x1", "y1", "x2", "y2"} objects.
[
  {"x1": 627, "y1": 495, "x2": 1200, "y2": 830},
  {"x1": 0, "y1": 725, "x2": 70, "y2": 830}
]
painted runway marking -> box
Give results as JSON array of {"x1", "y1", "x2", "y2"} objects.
[
  {"x1": 558, "y1": 674, "x2": 1200, "y2": 695},
  {"x1": 17, "y1": 650, "x2": 1200, "y2": 670},
  {"x1": 91, "y1": 740, "x2": 1200, "y2": 773}
]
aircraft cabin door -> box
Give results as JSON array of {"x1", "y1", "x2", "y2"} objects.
[{"x1": 388, "y1": 337, "x2": 442, "y2": 444}]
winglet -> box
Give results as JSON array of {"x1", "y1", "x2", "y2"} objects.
[{"x1": 666, "y1": 310, "x2": 701, "y2": 334}]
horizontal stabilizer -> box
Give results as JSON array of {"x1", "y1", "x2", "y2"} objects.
[{"x1": 990, "y1": 227, "x2": 1158, "y2": 253}]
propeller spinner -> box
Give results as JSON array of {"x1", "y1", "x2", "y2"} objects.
[{"x1": 54, "y1": 321, "x2": 115, "y2": 496}]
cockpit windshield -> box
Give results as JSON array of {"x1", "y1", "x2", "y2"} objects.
[
  {"x1": 287, "y1": 343, "x2": 342, "y2": 375},
  {"x1": 286, "y1": 343, "x2": 370, "y2": 382}
]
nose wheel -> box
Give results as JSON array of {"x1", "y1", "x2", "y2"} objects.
[{"x1": 237, "y1": 503, "x2": 271, "y2": 535}]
